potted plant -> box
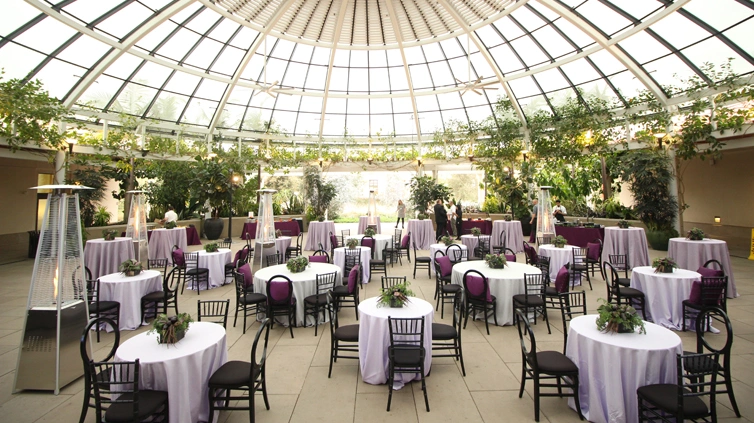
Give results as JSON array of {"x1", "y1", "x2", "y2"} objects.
[
  {"x1": 165, "y1": 221, "x2": 177, "y2": 229},
  {"x1": 364, "y1": 227, "x2": 376, "y2": 237},
  {"x1": 304, "y1": 166, "x2": 338, "y2": 224},
  {"x1": 377, "y1": 281, "x2": 415, "y2": 308},
  {"x1": 441, "y1": 236, "x2": 454, "y2": 246},
  {"x1": 317, "y1": 216, "x2": 325, "y2": 222},
  {"x1": 275, "y1": 229, "x2": 282, "y2": 238},
  {"x1": 687, "y1": 227, "x2": 705, "y2": 241},
  {"x1": 596, "y1": 299, "x2": 646, "y2": 334},
  {"x1": 504, "y1": 215, "x2": 512, "y2": 222},
  {"x1": 417, "y1": 213, "x2": 427, "y2": 220},
  {"x1": 407, "y1": 175, "x2": 452, "y2": 216},
  {"x1": 346, "y1": 238, "x2": 359, "y2": 249},
  {"x1": 149, "y1": 313, "x2": 193, "y2": 344},
  {"x1": 552, "y1": 235, "x2": 568, "y2": 248},
  {"x1": 484, "y1": 253, "x2": 507, "y2": 269},
  {"x1": 193, "y1": 157, "x2": 235, "y2": 240},
  {"x1": 204, "y1": 243, "x2": 219, "y2": 253},
  {"x1": 119, "y1": 259, "x2": 143, "y2": 277},
  {"x1": 286, "y1": 256, "x2": 309, "y2": 273},
  {"x1": 652, "y1": 257, "x2": 676, "y2": 273},
  {"x1": 102, "y1": 229, "x2": 117, "y2": 241},
  {"x1": 470, "y1": 227, "x2": 482, "y2": 236},
  {"x1": 617, "y1": 220, "x2": 631, "y2": 229}
]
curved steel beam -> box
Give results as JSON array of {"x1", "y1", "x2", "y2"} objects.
[{"x1": 317, "y1": 0, "x2": 351, "y2": 139}]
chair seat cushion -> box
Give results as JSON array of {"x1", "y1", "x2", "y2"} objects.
[
  {"x1": 186, "y1": 268, "x2": 209, "y2": 275},
  {"x1": 512, "y1": 294, "x2": 544, "y2": 306},
  {"x1": 241, "y1": 293, "x2": 266, "y2": 305},
  {"x1": 619, "y1": 287, "x2": 645, "y2": 298},
  {"x1": 416, "y1": 257, "x2": 432, "y2": 263},
  {"x1": 371, "y1": 260, "x2": 386, "y2": 265},
  {"x1": 90, "y1": 301, "x2": 119, "y2": 312},
  {"x1": 304, "y1": 293, "x2": 329, "y2": 305},
  {"x1": 334, "y1": 324, "x2": 359, "y2": 342},
  {"x1": 141, "y1": 291, "x2": 168, "y2": 302},
  {"x1": 441, "y1": 284, "x2": 462, "y2": 293},
  {"x1": 332, "y1": 285, "x2": 350, "y2": 296},
  {"x1": 209, "y1": 360, "x2": 259, "y2": 388},
  {"x1": 637, "y1": 384, "x2": 709, "y2": 418},
  {"x1": 617, "y1": 278, "x2": 631, "y2": 287},
  {"x1": 105, "y1": 390, "x2": 168, "y2": 422},
  {"x1": 431, "y1": 322, "x2": 457, "y2": 340},
  {"x1": 390, "y1": 346, "x2": 423, "y2": 366},
  {"x1": 535, "y1": 351, "x2": 578, "y2": 374}
]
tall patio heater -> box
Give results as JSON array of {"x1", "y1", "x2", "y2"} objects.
[
  {"x1": 253, "y1": 189, "x2": 277, "y2": 271},
  {"x1": 125, "y1": 190, "x2": 148, "y2": 266},
  {"x1": 367, "y1": 189, "x2": 377, "y2": 231},
  {"x1": 537, "y1": 186, "x2": 556, "y2": 239},
  {"x1": 14, "y1": 185, "x2": 90, "y2": 394}
]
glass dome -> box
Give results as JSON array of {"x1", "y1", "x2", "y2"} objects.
[{"x1": 1, "y1": 0, "x2": 752, "y2": 142}]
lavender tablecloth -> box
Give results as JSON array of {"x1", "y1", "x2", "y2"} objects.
[
  {"x1": 354, "y1": 234, "x2": 392, "y2": 260},
  {"x1": 241, "y1": 220, "x2": 301, "y2": 240},
  {"x1": 99, "y1": 270, "x2": 162, "y2": 331},
  {"x1": 304, "y1": 221, "x2": 337, "y2": 251},
  {"x1": 358, "y1": 297, "x2": 433, "y2": 388},
  {"x1": 460, "y1": 234, "x2": 491, "y2": 256},
  {"x1": 115, "y1": 322, "x2": 227, "y2": 423},
  {"x1": 566, "y1": 315, "x2": 682, "y2": 423},
  {"x1": 148, "y1": 228, "x2": 187, "y2": 259},
  {"x1": 461, "y1": 219, "x2": 492, "y2": 235},
  {"x1": 602, "y1": 227, "x2": 649, "y2": 268},
  {"x1": 333, "y1": 246, "x2": 371, "y2": 283},
  {"x1": 554, "y1": 226, "x2": 605, "y2": 248},
  {"x1": 429, "y1": 243, "x2": 467, "y2": 276},
  {"x1": 194, "y1": 248, "x2": 232, "y2": 289},
  {"x1": 538, "y1": 244, "x2": 578, "y2": 281},
  {"x1": 358, "y1": 216, "x2": 382, "y2": 234},
  {"x1": 406, "y1": 219, "x2": 435, "y2": 250},
  {"x1": 668, "y1": 237, "x2": 737, "y2": 298},
  {"x1": 491, "y1": 220, "x2": 524, "y2": 253},
  {"x1": 84, "y1": 237, "x2": 135, "y2": 280},
  {"x1": 630, "y1": 266, "x2": 701, "y2": 330}
]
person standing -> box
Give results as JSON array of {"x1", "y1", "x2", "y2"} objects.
[
  {"x1": 449, "y1": 200, "x2": 457, "y2": 238},
  {"x1": 455, "y1": 201, "x2": 463, "y2": 240},
  {"x1": 434, "y1": 199, "x2": 448, "y2": 241},
  {"x1": 553, "y1": 199, "x2": 567, "y2": 222},
  {"x1": 161, "y1": 205, "x2": 178, "y2": 225},
  {"x1": 395, "y1": 200, "x2": 406, "y2": 229},
  {"x1": 528, "y1": 198, "x2": 538, "y2": 243}
]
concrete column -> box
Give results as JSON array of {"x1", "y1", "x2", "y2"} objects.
[
  {"x1": 667, "y1": 148, "x2": 681, "y2": 235},
  {"x1": 54, "y1": 150, "x2": 66, "y2": 184}
]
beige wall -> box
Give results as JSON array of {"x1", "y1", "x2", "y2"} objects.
[{"x1": 0, "y1": 157, "x2": 54, "y2": 235}]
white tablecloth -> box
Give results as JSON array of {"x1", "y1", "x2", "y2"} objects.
[
  {"x1": 450, "y1": 261, "x2": 540, "y2": 326},
  {"x1": 194, "y1": 248, "x2": 232, "y2": 289},
  {"x1": 115, "y1": 322, "x2": 228, "y2": 423},
  {"x1": 148, "y1": 228, "x2": 187, "y2": 259},
  {"x1": 252, "y1": 263, "x2": 342, "y2": 326},
  {"x1": 333, "y1": 246, "x2": 371, "y2": 282},
  {"x1": 358, "y1": 297, "x2": 433, "y2": 388},
  {"x1": 630, "y1": 266, "x2": 701, "y2": 330},
  {"x1": 406, "y1": 219, "x2": 434, "y2": 250},
  {"x1": 99, "y1": 270, "x2": 162, "y2": 331},
  {"x1": 566, "y1": 315, "x2": 682, "y2": 423},
  {"x1": 460, "y1": 234, "x2": 491, "y2": 256},
  {"x1": 668, "y1": 238, "x2": 736, "y2": 298},
  {"x1": 84, "y1": 237, "x2": 135, "y2": 280},
  {"x1": 602, "y1": 227, "x2": 649, "y2": 268},
  {"x1": 491, "y1": 221, "x2": 524, "y2": 253},
  {"x1": 353, "y1": 234, "x2": 392, "y2": 260},
  {"x1": 304, "y1": 221, "x2": 336, "y2": 251},
  {"x1": 358, "y1": 216, "x2": 382, "y2": 234},
  {"x1": 538, "y1": 244, "x2": 578, "y2": 281},
  {"x1": 429, "y1": 243, "x2": 467, "y2": 276}
]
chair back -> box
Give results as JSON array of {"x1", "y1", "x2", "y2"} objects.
[
  {"x1": 361, "y1": 236, "x2": 375, "y2": 257},
  {"x1": 537, "y1": 235, "x2": 553, "y2": 245},
  {"x1": 571, "y1": 247, "x2": 587, "y2": 266},
  {"x1": 496, "y1": 230, "x2": 506, "y2": 248},
  {"x1": 147, "y1": 258, "x2": 168, "y2": 276},
  {"x1": 171, "y1": 245, "x2": 185, "y2": 267},
  {"x1": 89, "y1": 359, "x2": 144, "y2": 422},
  {"x1": 475, "y1": 236, "x2": 490, "y2": 258},
  {"x1": 316, "y1": 272, "x2": 337, "y2": 295},
  {"x1": 80, "y1": 317, "x2": 120, "y2": 380},
  {"x1": 218, "y1": 240, "x2": 232, "y2": 249},
  {"x1": 603, "y1": 261, "x2": 621, "y2": 299},
  {"x1": 295, "y1": 232, "x2": 303, "y2": 247},
  {"x1": 327, "y1": 293, "x2": 341, "y2": 333},
  {"x1": 608, "y1": 254, "x2": 629, "y2": 277},
  {"x1": 523, "y1": 273, "x2": 546, "y2": 298},
  {"x1": 237, "y1": 245, "x2": 251, "y2": 264},
  {"x1": 586, "y1": 240, "x2": 602, "y2": 261},
  {"x1": 164, "y1": 266, "x2": 181, "y2": 296},
  {"x1": 341, "y1": 229, "x2": 351, "y2": 239},
  {"x1": 446, "y1": 244, "x2": 464, "y2": 264},
  {"x1": 250, "y1": 319, "x2": 271, "y2": 385},
  {"x1": 558, "y1": 291, "x2": 586, "y2": 352},
  {"x1": 310, "y1": 250, "x2": 330, "y2": 263},
  {"x1": 87, "y1": 278, "x2": 103, "y2": 306},
  {"x1": 266, "y1": 275, "x2": 294, "y2": 305},
  {"x1": 523, "y1": 241, "x2": 537, "y2": 265},
  {"x1": 536, "y1": 255, "x2": 551, "y2": 283},
  {"x1": 694, "y1": 276, "x2": 728, "y2": 309},
  {"x1": 463, "y1": 269, "x2": 490, "y2": 303},
  {"x1": 702, "y1": 259, "x2": 725, "y2": 274},
  {"x1": 451, "y1": 290, "x2": 464, "y2": 336},
  {"x1": 234, "y1": 271, "x2": 251, "y2": 302},
  {"x1": 514, "y1": 309, "x2": 539, "y2": 370},
  {"x1": 184, "y1": 251, "x2": 200, "y2": 269},
  {"x1": 674, "y1": 352, "x2": 721, "y2": 421},
  {"x1": 381, "y1": 276, "x2": 407, "y2": 290},
  {"x1": 388, "y1": 316, "x2": 426, "y2": 361},
  {"x1": 400, "y1": 232, "x2": 411, "y2": 250},
  {"x1": 504, "y1": 248, "x2": 517, "y2": 262},
  {"x1": 266, "y1": 252, "x2": 282, "y2": 267},
  {"x1": 695, "y1": 307, "x2": 733, "y2": 359},
  {"x1": 197, "y1": 299, "x2": 230, "y2": 328}
]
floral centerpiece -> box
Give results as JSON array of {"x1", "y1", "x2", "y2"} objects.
[
  {"x1": 317, "y1": 216, "x2": 325, "y2": 222},
  {"x1": 119, "y1": 259, "x2": 142, "y2": 277},
  {"x1": 596, "y1": 299, "x2": 646, "y2": 334},
  {"x1": 417, "y1": 213, "x2": 427, "y2": 220},
  {"x1": 652, "y1": 257, "x2": 676, "y2": 273},
  {"x1": 441, "y1": 236, "x2": 454, "y2": 246},
  {"x1": 275, "y1": 229, "x2": 282, "y2": 237},
  {"x1": 165, "y1": 221, "x2": 177, "y2": 229},
  {"x1": 378, "y1": 281, "x2": 414, "y2": 308},
  {"x1": 286, "y1": 256, "x2": 309, "y2": 273},
  {"x1": 204, "y1": 243, "x2": 219, "y2": 253},
  {"x1": 346, "y1": 238, "x2": 359, "y2": 248},
  {"x1": 364, "y1": 227, "x2": 376, "y2": 237},
  {"x1": 552, "y1": 235, "x2": 568, "y2": 248},
  {"x1": 617, "y1": 220, "x2": 631, "y2": 229},
  {"x1": 504, "y1": 215, "x2": 512, "y2": 222},
  {"x1": 102, "y1": 229, "x2": 118, "y2": 241},
  {"x1": 687, "y1": 227, "x2": 705, "y2": 241},
  {"x1": 484, "y1": 253, "x2": 507, "y2": 269},
  {"x1": 470, "y1": 227, "x2": 482, "y2": 236},
  {"x1": 149, "y1": 313, "x2": 192, "y2": 344}
]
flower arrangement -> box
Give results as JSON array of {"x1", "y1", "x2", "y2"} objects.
[
  {"x1": 364, "y1": 227, "x2": 376, "y2": 237},
  {"x1": 165, "y1": 221, "x2": 177, "y2": 229},
  {"x1": 119, "y1": 259, "x2": 142, "y2": 277},
  {"x1": 687, "y1": 227, "x2": 705, "y2": 241},
  {"x1": 417, "y1": 213, "x2": 427, "y2": 220},
  {"x1": 149, "y1": 313, "x2": 192, "y2": 344},
  {"x1": 346, "y1": 238, "x2": 359, "y2": 248},
  {"x1": 552, "y1": 235, "x2": 568, "y2": 248},
  {"x1": 470, "y1": 227, "x2": 482, "y2": 236},
  {"x1": 377, "y1": 281, "x2": 414, "y2": 308},
  {"x1": 484, "y1": 253, "x2": 507, "y2": 269},
  {"x1": 275, "y1": 229, "x2": 282, "y2": 237},
  {"x1": 504, "y1": 215, "x2": 512, "y2": 222},
  {"x1": 617, "y1": 220, "x2": 631, "y2": 229},
  {"x1": 102, "y1": 229, "x2": 118, "y2": 241},
  {"x1": 441, "y1": 236, "x2": 454, "y2": 246},
  {"x1": 317, "y1": 216, "x2": 325, "y2": 222},
  {"x1": 596, "y1": 299, "x2": 646, "y2": 334},
  {"x1": 652, "y1": 257, "x2": 677, "y2": 273},
  {"x1": 204, "y1": 243, "x2": 219, "y2": 253},
  {"x1": 286, "y1": 255, "x2": 309, "y2": 273}
]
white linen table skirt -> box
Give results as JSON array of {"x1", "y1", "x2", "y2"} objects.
[
  {"x1": 460, "y1": 235, "x2": 491, "y2": 255},
  {"x1": 253, "y1": 262, "x2": 342, "y2": 326},
  {"x1": 193, "y1": 248, "x2": 232, "y2": 289},
  {"x1": 491, "y1": 220, "x2": 525, "y2": 253},
  {"x1": 353, "y1": 234, "x2": 392, "y2": 260},
  {"x1": 429, "y1": 243, "x2": 467, "y2": 276},
  {"x1": 115, "y1": 322, "x2": 228, "y2": 423},
  {"x1": 84, "y1": 237, "x2": 135, "y2": 280},
  {"x1": 148, "y1": 228, "x2": 187, "y2": 259},
  {"x1": 538, "y1": 244, "x2": 578, "y2": 281},
  {"x1": 99, "y1": 270, "x2": 162, "y2": 330},
  {"x1": 304, "y1": 221, "x2": 336, "y2": 251},
  {"x1": 601, "y1": 227, "x2": 650, "y2": 268},
  {"x1": 630, "y1": 266, "x2": 701, "y2": 330},
  {"x1": 406, "y1": 219, "x2": 434, "y2": 250},
  {"x1": 358, "y1": 297, "x2": 433, "y2": 388},
  {"x1": 566, "y1": 315, "x2": 682, "y2": 423},
  {"x1": 332, "y1": 246, "x2": 371, "y2": 282},
  {"x1": 451, "y1": 261, "x2": 540, "y2": 326},
  {"x1": 668, "y1": 237, "x2": 737, "y2": 297},
  {"x1": 358, "y1": 216, "x2": 382, "y2": 234}
]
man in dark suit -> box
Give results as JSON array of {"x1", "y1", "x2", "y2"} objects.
[
  {"x1": 434, "y1": 199, "x2": 448, "y2": 241},
  {"x1": 455, "y1": 201, "x2": 463, "y2": 240}
]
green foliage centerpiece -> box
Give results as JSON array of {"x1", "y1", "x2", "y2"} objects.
[
  {"x1": 150, "y1": 313, "x2": 192, "y2": 344},
  {"x1": 317, "y1": 216, "x2": 325, "y2": 222},
  {"x1": 687, "y1": 227, "x2": 705, "y2": 241},
  {"x1": 552, "y1": 235, "x2": 568, "y2": 248},
  {"x1": 504, "y1": 215, "x2": 513, "y2": 222},
  {"x1": 596, "y1": 299, "x2": 646, "y2": 334},
  {"x1": 346, "y1": 238, "x2": 359, "y2": 249},
  {"x1": 617, "y1": 220, "x2": 631, "y2": 229},
  {"x1": 441, "y1": 236, "x2": 454, "y2": 246},
  {"x1": 119, "y1": 259, "x2": 142, "y2": 277},
  {"x1": 652, "y1": 257, "x2": 676, "y2": 274},
  {"x1": 378, "y1": 281, "x2": 414, "y2": 308},
  {"x1": 204, "y1": 243, "x2": 219, "y2": 253},
  {"x1": 364, "y1": 227, "x2": 376, "y2": 237},
  {"x1": 165, "y1": 221, "x2": 177, "y2": 229},
  {"x1": 484, "y1": 253, "x2": 507, "y2": 269},
  {"x1": 102, "y1": 229, "x2": 117, "y2": 241},
  {"x1": 286, "y1": 256, "x2": 309, "y2": 273},
  {"x1": 417, "y1": 213, "x2": 427, "y2": 220},
  {"x1": 470, "y1": 227, "x2": 482, "y2": 236}
]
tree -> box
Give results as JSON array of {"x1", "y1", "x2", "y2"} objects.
[
  {"x1": 192, "y1": 157, "x2": 234, "y2": 219},
  {"x1": 142, "y1": 160, "x2": 197, "y2": 220},
  {"x1": 407, "y1": 175, "x2": 452, "y2": 214},
  {"x1": 303, "y1": 166, "x2": 337, "y2": 220}
]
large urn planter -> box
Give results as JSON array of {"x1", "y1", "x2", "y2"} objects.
[
  {"x1": 204, "y1": 218, "x2": 224, "y2": 240},
  {"x1": 646, "y1": 229, "x2": 677, "y2": 251}
]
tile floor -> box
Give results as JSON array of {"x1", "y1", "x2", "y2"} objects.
[{"x1": 0, "y1": 224, "x2": 752, "y2": 422}]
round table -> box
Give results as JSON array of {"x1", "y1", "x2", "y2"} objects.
[
  {"x1": 491, "y1": 220, "x2": 525, "y2": 253},
  {"x1": 450, "y1": 261, "x2": 541, "y2": 326},
  {"x1": 668, "y1": 237, "x2": 736, "y2": 298},
  {"x1": 358, "y1": 296, "x2": 433, "y2": 388},
  {"x1": 602, "y1": 227, "x2": 649, "y2": 268},
  {"x1": 630, "y1": 266, "x2": 701, "y2": 330},
  {"x1": 304, "y1": 221, "x2": 337, "y2": 251},
  {"x1": 353, "y1": 234, "x2": 392, "y2": 260},
  {"x1": 358, "y1": 216, "x2": 382, "y2": 234},
  {"x1": 429, "y1": 243, "x2": 467, "y2": 276},
  {"x1": 84, "y1": 237, "x2": 135, "y2": 280},
  {"x1": 538, "y1": 244, "x2": 578, "y2": 281},
  {"x1": 406, "y1": 219, "x2": 434, "y2": 250},
  {"x1": 252, "y1": 262, "x2": 342, "y2": 326},
  {"x1": 148, "y1": 228, "x2": 188, "y2": 260},
  {"x1": 196, "y1": 248, "x2": 232, "y2": 289},
  {"x1": 332, "y1": 246, "x2": 371, "y2": 282},
  {"x1": 115, "y1": 322, "x2": 228, "y2": 423},
  {"x1": 99, "y1": 270, "x2": 162, "y2": 331},
  {"x1": 460, "y1": 234, "x2": 491, "y2": 256},
  {"x1": 566, "y1": 315, "x2": 682, "y2": 423}
]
